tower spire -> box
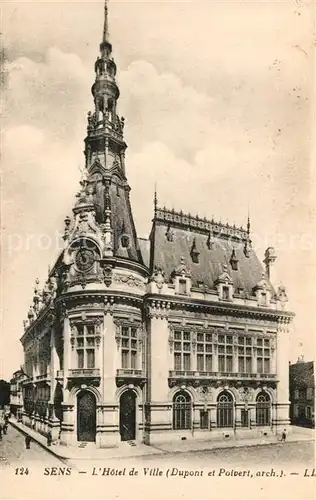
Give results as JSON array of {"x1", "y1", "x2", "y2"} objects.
[
  {"x1": 103, "y1": 0, "x2": 110, "y2": 44},
  {"x1": 100, "y1": 0, "x2": 112, "y2": 54}
]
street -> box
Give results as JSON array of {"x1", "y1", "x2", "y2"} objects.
[
  {"x1": 0, "y1": 425, "x2": 314, "y2": 472},
  {"x1": 59, "y1": 440, "x2": 315, "y2": 475},
  {"x1": 0, "y1": 425, "x2": 63, "y2": 467},
  {"x1": 130, "y1": 441, "x2": 315, "y2": 467}
]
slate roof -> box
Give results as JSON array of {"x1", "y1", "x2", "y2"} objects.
[
  {"x1": 149, "y1": 207, "x2": 271, "y2": 297},
  {"x1": 290, "y1": 361, "x2": 315, "y2": 388},
  {"x1": 92, "y1": 177, "x2": 144, "y2": 264},
  {"x1": 138, "y1": 238, "x2": 150, "y2": 268}
]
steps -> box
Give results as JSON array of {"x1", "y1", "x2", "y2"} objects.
[
  {"x1": 78, "y1": 442, "x2": 88, "y2": 448},
  {"x1": 126, "y1": 440, "x2": 137, "y2": 447}
]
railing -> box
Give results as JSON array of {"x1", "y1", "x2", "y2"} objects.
[
  {"x1": 68, "y1": 368, "x2": 100, "y2": 378},
  {"x1": 56, "y1": 370, "x2": 64, "y2": 379},
  {"x1": 36, "y1": 374, "x2": 48, "y2": 380},
  {"x1": 169, "y1": 371, "x2": 277, "y2": 380},
  {"x1": 116, "y1": 369, "x2": 145, "y2": 377}
]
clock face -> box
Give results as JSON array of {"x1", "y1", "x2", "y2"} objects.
[{"x1": 75, "y1": 248, "x2": 95, "y2": 272}]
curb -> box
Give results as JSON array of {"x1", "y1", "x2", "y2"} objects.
[{"x1": 9, "y1": 420, "x2": 69, "y2": 464}]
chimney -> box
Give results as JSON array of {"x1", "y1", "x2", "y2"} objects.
[{"x1": 263, "y1": 247, "x2": 277, "y2": 284}]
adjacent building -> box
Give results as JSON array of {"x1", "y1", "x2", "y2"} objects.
[
  {"x1": 10, "y1": 369, "x2": 29, "y2": 421},
  {"x1": 20, "y1": 2, "x2": 294, "y2": 448},
  {"x1": 290, "y1": 358, "x2": 315, "y2": 428}
]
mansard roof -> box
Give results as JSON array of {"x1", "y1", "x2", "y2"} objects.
[{"x1": 149, "y1": 207, "x2": 272, "y2": 296}]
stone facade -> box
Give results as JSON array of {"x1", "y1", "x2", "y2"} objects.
[
  {"x1": 289, "y1": 359, "x2": 315, "y2": 428},
  {"x1": 19, "y1": 2, "x2": 294, "y2": 448}
]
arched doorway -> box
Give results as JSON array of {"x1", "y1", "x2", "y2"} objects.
[
  {"x1": 256, "y1": 392, "x2": 271, "y2": 426},
  {"x1": 172, "y1": 391, "x2": 192, "y2": 430},
  {"x1": 77, "y1": 390, "x2": 96, "y2": 442},
  {"x1": 119, "y1": 390, "x2": 136, "y2": 441},
  {"x1": 217, "y1": 391, "x2": 234, "y2": 428}
]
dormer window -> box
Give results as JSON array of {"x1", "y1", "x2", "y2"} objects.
[
  {"x1": 253, "y1": 273, "x2": 271, "y2": 307},
  {"x1": 214, "y1": 265, "x2": 234, "y2": 302},
  {"x1": 121, "y1": 234, "x2": 130, "y2": 248},
  {"x1": 190, "y1": 238, "x2": 200, "y2": 264},
  {"x1": 179, "y1": 279, "x2": 187, "y2": 295},
  {"x1": 166, "y1": 224, "x2": 174, "y2": 242},
  {"x1": 206, "y1": 230, "x2": 214, "y2": 250},
  {"x1": 222, "y1": 286, "x2": 230, "y2": 301},
  {"x1": 172, "y1": 257, "x2": 192, "y2": 296},
  {"x1": 260, "y1": 292, "x2": 267, "y2": 306},
  {"x1": 230, "y1": 249, "x2": 238, "y2": 271}
]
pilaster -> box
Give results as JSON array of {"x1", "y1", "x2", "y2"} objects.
[
  {"x1": 102, "y1": 312, "x2": 117, "y2": 402},
  {"x1": 276, "y1": 318, "x2": 291, "y2": 429}
]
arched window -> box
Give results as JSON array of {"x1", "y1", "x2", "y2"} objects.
[
  {"x1": 173, "y1": 391, "x2": 192, "y2": 430},
  {"x1": 217, "y1": 391, "x2": 234, "y2": 428},
  {"x1": 256, "y1": 392, "x2": 271, "y2": 426}
]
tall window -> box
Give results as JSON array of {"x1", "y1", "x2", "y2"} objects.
[
  {"x1": 218, "y1": 335, "x2": 233, "y2": 373},
  {"x1": 173, "y1": 391, "x2": 192, "y2": 430},
  {"x1": 217, "y1": 391, "x2": 234, "y2": 428},
  {"x1": 200, "y1": 410, "x2": 209, "y2": 429},
  {"x1": 222, "y1": 286, "x2": 230, "y2": 300},
  {"x1": 174, "y1": 330, "x2": 192, "y2": 371},
  {"x1": 237, "y1": 336, "x2": 252, "y2": 373},
  {"x1": 260, "y1": 292, "x2": 268, "y2": 306},
  {"x1": 241, "y1": 409, "x2": 249, "y2": 427},
  {"x1": 256, "y1": 338, "x2": 271, "y2": 373},
  {"x1": 256, "y1": 392, "x2": 271, "y2": 426},
  {"x1": 179, "y1": 279, "x2": 187, "y2": 295},
  {"x1": 121, "y1": 326, "x2": 138, "y2": 369},
  {"x1": 197, "y1": 332, "x2": 213, "y2": 372},
  {"x1": 75, "y1": 323, "x2": 96, "y2": 369},
  {"x1": 307, "y1": 388, "x2": 313, "y2": 400}
]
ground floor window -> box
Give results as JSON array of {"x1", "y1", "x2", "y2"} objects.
[
  {"x1": 217, "y1": 391, "x2": 234, "y2": 428},
  {"x1": 173, "y1": 391, "x2": 192, "y2": 430},
  {"x1": 256, "y1": 392, "x2": 271, "y2": 426}
]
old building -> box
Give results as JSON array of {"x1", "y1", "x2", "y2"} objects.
[
  {"x1": 10, "y1": 369, "x2": 28, "y2": 421},
  {"x1": 20, "y1": 2, "x2": 294, "y2": 448},
  {"x1": 290, "y1": 358, "x2": 315, "y2": 428}
]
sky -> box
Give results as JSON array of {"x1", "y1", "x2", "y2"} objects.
[{"x1": 1, "y1": 0, "x2": 315, "y2": 380}]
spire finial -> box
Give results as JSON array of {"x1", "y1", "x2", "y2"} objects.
[
  {"x1": 103, "y1": 0, "x2": 110, "y2": 44},
  {"x1": 247, "y1": 201, "x2": 251, "y2": 236},
  {"x1": 154, "y1": 183, "x2": 158, "y2": 215}
]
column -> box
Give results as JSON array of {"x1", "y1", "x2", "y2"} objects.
[
  {"x1": 63, "y1": 316, "x2": 71, "y2": 387},
  {"x1": 276, "y1": 318, "x2": 291, "y2": 430},
  {"x1": 235, "y1": 406, "x2": 242, "y2": 429},
  {"x1": 102, "y1": 313, "x2": 117, "y2": 401},
  {"x1": 150, "y1": 316, "x2": 169, "y2": 401},
  {"x1": 210, "y1": 405, "x2": 217, "y2": 429},
  {"x1": 147, "y1": 314, "x2": 172, "y2": 444},
  {"x1": 49, "y1": 327, "x2": 61, "y2": 442},
  {"x1": 100, "y1": 312, "x2": 119, "y2": 447},
  {"x1": 213, "y1": 349, "x2": 218, "y2": 372},
  {"x1": 271, "y1": 337, "x2": 277, "y2": 374},
  {"x1": 252, "y1": 347, "x2": 257, "y2": 374}
]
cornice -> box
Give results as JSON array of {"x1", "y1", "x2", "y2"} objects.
[
  {"x1": 144, "y1": 293, "x2": 294, "y2": 322},
  {"x1": 20, "y1": 305, "x2": 55, "y2": 345}
]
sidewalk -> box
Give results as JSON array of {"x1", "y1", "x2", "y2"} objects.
[{"x1": 9, "y1": 418, "x2": 314, "y2": 462}]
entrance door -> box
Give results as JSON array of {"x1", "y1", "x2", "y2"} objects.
[
  {"x1": 77, "y1": 391, "x2": 96, "y2": 442},
  {"x1": 119, "y1": 390, "x2": 136, "y2": 441}
]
